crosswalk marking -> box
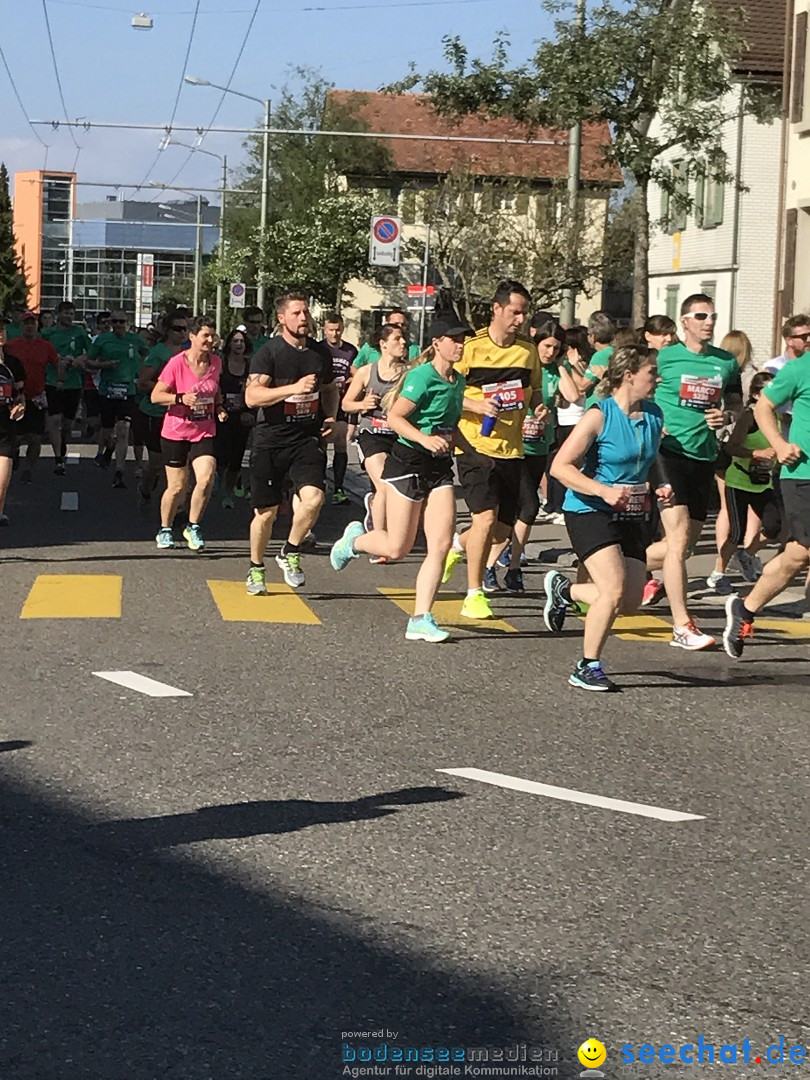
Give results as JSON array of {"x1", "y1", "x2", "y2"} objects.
[
  {"x1": 93, "y1": 670, "x2": 192, "y2": 697},
  {"x1": 603, "y1": 613, "x2": 672, "y2": 641},
  {"x1": 60, "y1": 491, "x2": 79, "y2": 511},
  {"x1": 379, "y1": 587, "x2": 518, "y2": 633},
  {"x1": 207, "y1": 580, "x2": 322, "y2": 624},
  {"x1": 21, "y1": 574, "x2": 122, "y2": 619},
  {"x1": 754, "y1": 617, "x2": 810, "y2": 640}
]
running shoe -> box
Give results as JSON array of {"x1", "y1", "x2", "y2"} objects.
[
  {"x1": 332, "y1": 488, "x2": 349, "y2": 504},
  {"x1": 155, "y1": 527, "x2": 174, "y2": 549},
  {"x1": 504, "y1": 568, "x2": 525, "y2": 594},
  {"x1": 276, "y1": 551, "x2": 305, "y2": 587},
  {"x1": 549, "y1": 512, "x2": 566, "y2": 526},
  {"x1": 442, "y1": 547, "x2": 464, "y2": 584},
  {"x1": 670, "y1": 622, "x2": 715, "y2": 650},
  {"x1": 723, "y1": 595, "x2": 754, "y2": 659},
  {"x1": 246, "y1": 565, "x2": 268, "y2": 596},
  {"x1": 543, "y1": 569, "x2": 572, "y2": 632},
  {"x1": 568, "y1": 660, "x2": 616, "y2": 692},
  {"x1": 460, "y1": 591, "x2": 494, "y2": 620},
  {"x1": 299, "y1": 531, "x2": 317, "y2": 552},
  {"x1": 363, "y1": 491, "x2": 374, "y2": 532},
  {"x1": 496, "y1": 545, "x2": 512, "y2": 569},
  {"x1": 330, "y1": 521, "x2": 365, "y2": 571},
  {"x1": 94, "y1": 451, "x2": 105, "y2": 467},
  {"x1": 0, "y1": 514, "x2": 9, "y2": 527},
  {"x1": 183, "y1": 524, "x2": 205, "y2": 552},
  {"x1": 369, "y1": 555, "x2": 390, "y2": 565},
  {"x1": 234, "y1": 483, "x2": 245, "y2": 499},
  {"x1": 483, "y1": 566, "x2": 503, "y2": 593},
  {"x1": 133, "y1": 466, "x2": 143, "y2": 480},
  {"x1": 54, "y1": 461, "x2": 65, "y2": 476},
  {"x1": 112, "y1": 470, "x2": 125, "y2": 489},
  {"x1": 736, "y1": 549, "x2": 760, "y2": 582},
  {"x1": 706, "y1": 570, "x2": 733, "y2": 595},
  {"x1": 640, "y1": 578, "x2": 666, "y2": 606},
  {"x1": 751, "y1": 554, "x2": 764, "y2": 579},
  {"x1": 405, "y1": 613, "x2": 450, "y2": 643},
  {"x1": 221, "y1": 493, "x2": 235, "y2": 510}
]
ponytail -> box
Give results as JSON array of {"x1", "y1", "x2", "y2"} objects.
[{"x1": 380, "y1": 346, "x2": 435, "y2": 414}]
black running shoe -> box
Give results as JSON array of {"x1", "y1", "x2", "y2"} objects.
[
  {"x1": 569, "y1": 660, "x2": 616, "y2": 692},
  {"x1": 543, "y1": 570, "x2": 572, "y2": 632},
  {"x1": 723, "y1": 595, "x2": 754, "y2": 659}
]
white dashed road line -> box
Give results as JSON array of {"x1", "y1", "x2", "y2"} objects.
[
  {"x1": 437, "y1": 768, "x2": 705, "y2": 822},
  {"x1": 92, "y1": 671, "x2": 192, "y2": 697},
  {"x1": 60, "y1": 492, "x2": 79, "y2": 511}
]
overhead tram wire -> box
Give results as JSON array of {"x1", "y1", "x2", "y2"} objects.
[
  {"x1": 131, "y1": 0, "x2": 202, "y2": 193},
  {"x1": 153, "y1": 0, "x2": 263, "y2": 198},
  {"x1": 0, "y1": 41, "x2": 51, "y2": 165},
  {"x1": 41, "y1": 0, "x2": 82, "y2": 163},
  {"x1": 48, "y1": 0, "x2": 498, "y2": 11}
]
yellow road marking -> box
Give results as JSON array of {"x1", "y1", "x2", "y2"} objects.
[
  {"x1": 21, "y1": 574, "x2": 122, "y2": 619},
  {"x1": 603, "y1": 614, "x2": 673, "y2": 641},
  {"x1": 207, "y1": 580, "x2": 321, "y2": 624},
  {"x1": 379, "y1": 587, "x2": 518, "y2": 633},
  {"x1": 755, "y1": 618, "x2": 810, "y2": 640}
]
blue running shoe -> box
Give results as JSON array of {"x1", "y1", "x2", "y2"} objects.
[
  {"x1": 405, "y1": 613, "x2": 450, "y2": 642},
  {"x1": 483, "y1": 566, "x2": 503, "y2": 593},
  {"x1": 330, "y1": 521, "x2": 365, "y2": 570},
  {"x1": 496, "y1": 544, "x2": 512, "y2": 569}
]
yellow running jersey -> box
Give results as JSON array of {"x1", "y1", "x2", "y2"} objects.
[{"x1": 455, "y1": 328, "x2": 543, "y2": 459}]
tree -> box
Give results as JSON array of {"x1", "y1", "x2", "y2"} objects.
[
  {"x1": 411, "y1": 169, "x2": 605, "y2": 325},
  {"x1": 0, "y1": 163, "x2": 28, "y2": 314},
  {"x1": 392, "y1": 1, "x2": 779, "y2": 323}
]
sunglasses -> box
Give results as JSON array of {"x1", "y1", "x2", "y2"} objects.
[
  {"x1": 683, "y1": 312, "x2": 718, "y2": 322},
  {"x1": 790, "y1": 331, "x2": 810, "y2": 341},
  {"x1": 169, "y1": 325, "x2": 187, "y2": 332},
  {"x1": 111, "y1": 318, "x2": 126, "y2": 324}
]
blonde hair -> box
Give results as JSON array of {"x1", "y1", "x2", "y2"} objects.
[
  {"x1": 380, "y1": 346, "x2": 434, "y2": 414},
  {"x1": 599, "y1": 344, "x2": 657, "y2": 396},
  {"x1": 720, "y1": 330, "x2": 753, "y2": 369}
]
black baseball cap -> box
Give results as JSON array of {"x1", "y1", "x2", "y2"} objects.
[{"x1": 427, "y1": 315, "x2": 473, "y2": 340}]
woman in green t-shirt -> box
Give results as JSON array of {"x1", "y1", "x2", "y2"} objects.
[{"x1": 330, "y1": 315, "x2": 472, "y2": 643}]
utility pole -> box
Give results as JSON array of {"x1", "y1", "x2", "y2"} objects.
[
  {"x1": 559, "y1": 0, "x2": 586, "y2": 328},
  {"x1": 194, "y1": 195, "x2": 203, "y2": 315},
  {"x1": 216, "y1": 154, "x2": 227, "y2": 331},
  {"x1": 258, "y1": 98, "x2": 270, "y2": 312},
  {"x1": 418, "y1": 223, "x2": 431, "y2": 349}
]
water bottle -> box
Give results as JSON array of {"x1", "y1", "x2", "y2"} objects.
[{"x1": 481, "y1": 396, "x2": 501, "y2": 437}]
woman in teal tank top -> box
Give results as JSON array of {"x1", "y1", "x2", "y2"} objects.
[{"x1": 543, "y1": 344, "x2": 673, "y2": 692}]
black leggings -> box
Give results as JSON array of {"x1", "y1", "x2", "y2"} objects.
[
  {"x1": 727, "y1": 485, "x2": 781, "y2": 545},
  {"x1": 517, "y1": 454, "x2": 548, "y2": 525},
  {"x1": 545, "y1": 425, "x2": 576, "y2": 513}
]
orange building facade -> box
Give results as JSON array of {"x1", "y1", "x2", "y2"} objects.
[{"x1": 13, "y1": 171, "x2": 77, "y2": 313}]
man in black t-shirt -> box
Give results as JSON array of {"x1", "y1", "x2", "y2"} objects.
[
  {"x1": 244, "y1": 291, "x2": 337, "y2": 594},
  {"x1": 320, "y1": 311, "x2": 358, "y2": 502}
]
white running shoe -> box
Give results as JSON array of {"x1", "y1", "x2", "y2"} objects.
[{"x1": 670, "y1": 622, "x2": 716, "y2": 650}]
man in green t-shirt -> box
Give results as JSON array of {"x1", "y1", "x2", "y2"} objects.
[
  {"x1": 243, "y1": 306, "x2": 272, "y2": 354},
  {"x1": 724, "y1": 354, "x2": 810, "y2": 657},
  {"x1": 352, "y1": 309, "x2": 421, "y2": 369},
  {"x1": 43, "y1": 300, "x2": 93, "y2": 474},
  {"x1": 88, "y1": 309, "x2": 147, "y2": 488},
  {"x1": 645, "y1": 293, "x2": 742, "y2": 651}
]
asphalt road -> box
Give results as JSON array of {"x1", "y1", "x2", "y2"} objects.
[{"x1": 2, "y1": 451, "x2": 809, "y2": 1080}]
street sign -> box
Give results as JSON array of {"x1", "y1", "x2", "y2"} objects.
[
  {"x1": 407, "y1": 283, "x2": 436, "y2": 312},
  {"x1": 229, "y1": 282, "x2": 246, "y2": 308},
  {"x1": 369, "y1": 215, "x2": 401, "y2": 268},
  {"x1": 135, "y1": 253, "x2": 154, "y2": 327}
]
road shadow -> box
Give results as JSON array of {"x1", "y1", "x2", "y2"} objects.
[
  {"x1": 0, "y1": 776, "x2": 574, "y2": 1079},
  {"x1": 0, "y1": 740, "x2": 33, "y2": 753}
]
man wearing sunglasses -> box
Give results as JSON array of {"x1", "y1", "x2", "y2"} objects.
[
  {"x1": 645, "y1": 292, "x2": 742, "y2": 650},
  {"x1": 765, "y1": 315, "x2": 810, "y2": 434},
  {"x1": 352, "y1": 309, "x2": 421, "y2": 370}
]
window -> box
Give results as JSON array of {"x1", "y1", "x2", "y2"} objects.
[
  {"x1": 704, "y1": 168, "x2": 725, "y2": 228},
  {"x1": 792, "y1": 11, "x2": 808, "y2": 124},
  {"x1": 495, "y1": 190, "x2": 517, "y2": 211},
  {"x1": 665, "y1": 285, "x2": 680, "y2": 321},
  {"x1": 700, "y1": 280, "x2": 717, "y2": 301},
  {"x1": 661, "y1": 163, "x2": 687, "y2": 235}
]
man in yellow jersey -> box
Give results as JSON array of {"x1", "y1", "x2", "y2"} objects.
[{"x1": 443, "y1": 279, "x2": 544, "y2": 620}]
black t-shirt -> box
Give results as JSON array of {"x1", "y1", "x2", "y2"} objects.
[
  {"x1": 250, "y1": 334, "x2": 334, "y2": 444},
  {"x1": 0, "y1": 357, "x2": 25, "y2": 413},
  {"x1": 320, "y1": 338, "x2": 358, "y2": 396}
]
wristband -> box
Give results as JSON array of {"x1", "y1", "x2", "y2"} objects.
[{"x1": 176, "y1": 393, "x2": 184, "y2": 405}]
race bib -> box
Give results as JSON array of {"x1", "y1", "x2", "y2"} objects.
[
  {"x1": 105, "y1": 381, "x2": 129, "y2": 401},
  {"x1": 431, "y1": 425, "x2": 455, "y2": 456},
  {"x1": 482, "y1": 378, "x2": 525, "y2": 412},
  {"x1": 678, "y1": 374, "x2": 722, "y2": 412},
  {"x1": 283, "y1": 391, "x2": 319, "y2": 421},
  {"x1": 224, "y1": 392, "x2": 243, "y2": 412},
  {"x1": 0, "y1": 380, "x2": 13, "y2": 401},
  {"x1": 522, "y1": 414, "x2": 546, "y2": 440},
  {"x1": 188, "y1": 395, "x2": 214, "y2": 421},
  {"x1": 612, "y1": 483, "x2": 651, "y2": 521},
  {"x1": 371, "y1": 415, "x2": 395, "y2": 435},
  {"x1": 333, "y1": 376, "x2": 347, "y2": 393}
]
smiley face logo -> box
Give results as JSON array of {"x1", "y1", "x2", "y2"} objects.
[{"x1": 578, "y1": 1039, "x2": 607, "y2": 1070}]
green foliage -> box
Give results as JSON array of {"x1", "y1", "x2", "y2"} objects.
[{"x1": 0, "y1": 163, "x2": 28, "y2": 314}]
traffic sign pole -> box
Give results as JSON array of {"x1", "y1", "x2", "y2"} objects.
[{"x1": 419, "y1": 224, "x2": 431, "y2": 348}]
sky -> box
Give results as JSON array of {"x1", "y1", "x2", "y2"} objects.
[{"x1": 0, "y1": 0, "x2": 549, "y2": 205}]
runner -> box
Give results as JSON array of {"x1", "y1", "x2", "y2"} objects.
[
  {"x1": 244, "y1": 291, "x2": 337, "y2": 594},
  {"x1": 441, "y1": 279, "x2": 544, "y2": 620},
  {"x1": 723, "y1": 354, "x2": 810, "y2": 658},
  {"x1": 644, "y1": 293, "x2": 742, "y2": 649},
  {"x1": 320, "y1": 312, "x2": 358, "y2": 503},
  {"x1": 0, "y1": 323, "x2": 26, "y2": 525},
  {"x1": 215, "y1": 328, "x2": 253, "y2": 509},
  {"x1": 42, "y1": 300, "x2": 92, "y2": 475},
  {"x1": 341, "y1": 325, "x2": 409, "y2": 546},
  {"x1": 330, "y1": 315, "x2": 471, "y2": 642},
  {"x1": 543, "y1": 325, "x2": 595, "y2": 523},
  {"x1": 87, "y1": 310, "x2": 148, "y2": 488},
  {"x1": 4, "y1": 310, "x2": 59, "y2": 483},
  {"x1": 244, "y1": 306, "x2": 272, "y2": 354},
  {"x1": 352, "y1": 310, "x2": 421, "y2": 369},
  {"x1": 484, "y1": 319, "x2": 576, "y2": 592},
  {"x1": 85, "y1": 310, "x2": 110, "y2": 443},
  {"x1": 135, "y1": 315, "x2": 190, "y2": 504},
  {"x1": 644, "y1": 314, "x2": 677, "y2": 352},
  {"x1": 543, "y1": 344, "x2": 670, "y2": 690},
  {"x1": 708, "y1": 372, "x2": 780, "y2": 592},
  {"x1": 150, "y1": 315, "x2": 227, "y2": 551}
]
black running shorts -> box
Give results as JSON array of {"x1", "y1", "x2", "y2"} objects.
[
  {"x1": 380, "y1": 443, "x2": 455, "y2": 502},
  {"x1": 657, "y1": 448, "x2": 717, "y2": 522},
  {"x1": 250, "y1": 436, "x2": 327, "y2": 509},
  {"x1": 564, "y1": 509, "x2": 651, "y2": 565},
  {"x1": 161, "y1": 435, "x2": 215, "y2": 469},
  {"x1": 455, "y1": 443, "x2": 522, "y2": 526},
  {"x1": 779, "y1": 479, "x2": 810, "y2": 548}
]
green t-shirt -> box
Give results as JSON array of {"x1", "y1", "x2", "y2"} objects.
[
  {"x1": 655, "y1": 342, "x2": 740, "y2": 461},
  {"x1": 5, "y1": 322, "x2": 22, "y2": 341},
  {"x1": 354, "y1": 341, "x2": 421, "y2": 368},
  {"x1": 397, "y1": 361, "x2": 466, "y2": 451},
  {"x1": 247, "y1": 333, "x2": 272, "y2": 355},
  {"x1": 764, "y1": 357, "x2": 810, "y2": 480},
  {"x1": 523, "y1": 366, "x2": 560, "y2": 456},
  {"x1": 584, "y1": 345, "x2": 612, "y2": 388},
  {"x1": 139, "y1": 342, "x2": 173, "y2": 417},
  {"x1": 89, "y1": 331, "x2": 146, "y2": 397},
  {"x1": 44, "y1": 324, "x2": 93, "y2": 389}
]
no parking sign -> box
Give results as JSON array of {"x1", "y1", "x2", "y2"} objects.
[
  {"x1": 369, "y1": 216, "x2": 401, "y2": 268},
  {"x1": 229, "y1": 282, "x2": 246, "y2": 308}
]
